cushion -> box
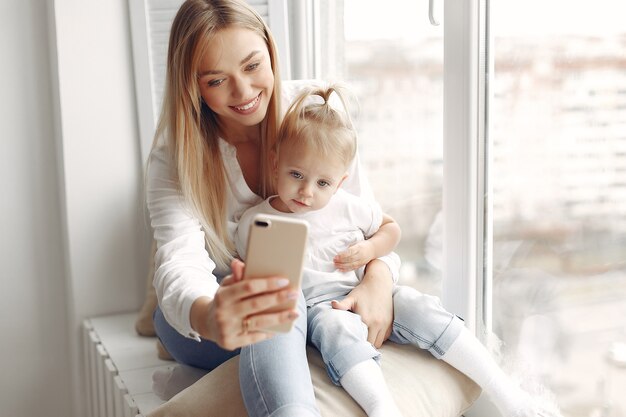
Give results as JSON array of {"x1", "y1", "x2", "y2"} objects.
[{"x1": 147, "y1": 343, "x2": 480, "y2": 417}]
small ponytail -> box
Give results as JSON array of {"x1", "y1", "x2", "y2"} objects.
[{"x1": 275, "y1": 84, "x2": 358, "y2": 168}]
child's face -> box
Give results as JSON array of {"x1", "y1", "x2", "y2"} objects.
[{"x1": 273, "y1": 143, "x2": 347, "y2": 214}]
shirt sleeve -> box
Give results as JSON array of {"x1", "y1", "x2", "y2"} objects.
[{"x1": 146, "y1": 139, "x2": 220, "y2": 341}]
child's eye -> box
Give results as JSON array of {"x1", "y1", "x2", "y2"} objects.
[
  {"x1": 317, "y1": 180, "x2": 330, "y2": 187},
  {"x1": 290, "y1": 171, "x2": 303, "y2": 179}
]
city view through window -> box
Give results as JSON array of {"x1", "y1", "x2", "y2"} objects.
[{"x1": 331, "y1": 1, "x2": 626, "y2": 415}]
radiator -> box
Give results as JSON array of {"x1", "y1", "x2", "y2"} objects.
[{"x1": 83, "y1": 320, "x2": 142, "y2": 417}]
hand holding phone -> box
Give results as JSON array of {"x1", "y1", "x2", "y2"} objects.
[{"x1": 242, "y1": 214, "x2": 308, "y2": 333}]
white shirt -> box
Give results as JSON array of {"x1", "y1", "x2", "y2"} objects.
[
  {"x1": 146, "y1": 80, "x2": 397, "y2": 339},
  {"x1": 235, "y1": 190, "x2": 394, "y2": 306}
]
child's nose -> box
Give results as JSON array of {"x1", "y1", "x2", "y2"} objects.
[{"x1": 299, "y1": 183, "x2": 313, "y2": 197}]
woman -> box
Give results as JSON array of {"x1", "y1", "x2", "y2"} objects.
[{"x1": 146, "y1": 1, "x2": 399, "y2": 416}]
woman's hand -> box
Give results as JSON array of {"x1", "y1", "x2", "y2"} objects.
[
  {"x1": 331, "y1": 259, "x2": 393, "y2": 348},
  {"x1": 191, "y1": 259, "x2": 300, "y2": 350},
  {"x1": 333, "y1": 241, "x2": 375, "y2": 272}
]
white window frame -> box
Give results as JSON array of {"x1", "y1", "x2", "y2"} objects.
[{"x1": 442, "y1": 0, "x2": 490, "y2": 337}]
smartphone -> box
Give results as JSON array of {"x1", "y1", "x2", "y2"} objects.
[{"x1": 243, "y1": 214, "x2": 308, "y2": 333}]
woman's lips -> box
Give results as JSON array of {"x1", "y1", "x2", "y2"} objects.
[{"x1": 230, "y1": 93, "x2": 261, "y2": 114}]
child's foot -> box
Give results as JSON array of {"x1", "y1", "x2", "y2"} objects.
[
  {"x1": 511, "y1": 398, "x2": 562, "y2": 417},
  {"x1": 494, "y1": 383, "x2": 562, "y2": 417},
  {"x1": 487, "y1": 376, "x2": 562, "y2": 417}
]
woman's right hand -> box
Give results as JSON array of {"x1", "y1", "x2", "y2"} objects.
[{"x1": 190, "y1": 258, "x2": 300, "y2": 350}]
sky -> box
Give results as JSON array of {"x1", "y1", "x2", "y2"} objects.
[{"x1": 344, "y1": 0, "x2": 626, "y2": 41}]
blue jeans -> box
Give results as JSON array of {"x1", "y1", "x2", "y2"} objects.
[
  {"x1": 154, "y1": 292, "x2": 320, "y2": 417},
  {"x1": 308, "y1": 285, "x2": 465, "y2": 385}
]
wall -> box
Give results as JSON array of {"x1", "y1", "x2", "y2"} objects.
[
  {"x1": 50, "y1": 0, "x2": 151, "y2": 415},
  {"x1": 0, "y1": 0, "x2": 150, "y2": 416},
  {"x1": 0, "y1": 1, "x2": 71, "y2": 416}
]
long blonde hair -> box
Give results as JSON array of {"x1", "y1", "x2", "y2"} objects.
[
  {"x1": 275, "y1": 84, "x2": 357, "y2": 168},
  {"x1": 154, "y1": 0, "x2": 282, "y2": 270}
]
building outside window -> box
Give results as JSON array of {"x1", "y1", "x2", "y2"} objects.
[{"x1": 489, "y1": 1, "x2": 626, "y2": 415}]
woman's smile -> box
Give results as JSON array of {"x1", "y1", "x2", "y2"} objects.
[{"x1": 231, "y1": 92, "x2": 262, "y2": 114}]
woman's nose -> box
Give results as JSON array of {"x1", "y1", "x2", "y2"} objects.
[{"x1": 231, "y1": 75, "x2": 252, "y2": 100}]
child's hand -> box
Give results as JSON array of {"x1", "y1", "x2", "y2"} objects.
[{"x1": 333, "y1": 241, "x2": 375, "y2": 272}]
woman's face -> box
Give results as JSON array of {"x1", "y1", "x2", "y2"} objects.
[{"x1": 197, "y1": 27, "x2": 274, "y2": 133}]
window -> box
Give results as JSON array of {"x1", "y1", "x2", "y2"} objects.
[
  {"x1": 317, "y1": 0, "x2": 445, "y2": 296},
  {"x1": 317, "y1": 1, "x2": 626, "y2": 414},
  {"x1": 488, "y1": 0, "x2": 626, "y2": 413}
]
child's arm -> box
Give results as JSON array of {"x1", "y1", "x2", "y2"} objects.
[{"x1": 334, "y1": 213, "x2": 401, "y2": 272}]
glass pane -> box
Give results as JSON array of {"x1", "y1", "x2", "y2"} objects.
[
  {"x1": 319, "y1": 0, "x2": 444, "y2": 295},
  {"x1": 489, "y1": 1, "x2": 626, "y2": 415}
]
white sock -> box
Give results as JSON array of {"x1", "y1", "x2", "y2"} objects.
[
  {"x1": 152, "y1": 364, "x2": 208, "y2": 401},
  {"x1": 339, "y1": 359, "x2": 403, "y2": 417},
  {"x1": 441, "y1": 328, "x2": 562, "y2": 417}
]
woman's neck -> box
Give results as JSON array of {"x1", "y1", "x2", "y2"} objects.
[
  {"x1": 218, "y1": 120, "x2": 262, "y2": 145},
  {"x1": 217, "y1": 120, "x2": 264, "y2": 195}
]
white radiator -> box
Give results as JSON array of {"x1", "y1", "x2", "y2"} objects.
[{"x1": 83, "y1": 313, "x2": 169, "y2": 415}]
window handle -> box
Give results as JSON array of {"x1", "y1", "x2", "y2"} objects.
[{"x1": 429, "y1": 0, "x2": 440, "y2": 26}]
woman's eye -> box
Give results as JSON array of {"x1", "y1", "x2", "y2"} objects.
[
  {"x1": 208, "y1": 78, "x2": 224, "y2": 87},
  {"x1": 290, "y1": 171, "x2": 303, "y2": 179},
  {"x1": 245, "y1": 62, "x2": 260, "y2": 71}
]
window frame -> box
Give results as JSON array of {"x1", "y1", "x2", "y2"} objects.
[{"x1": 442, "y1": 0, "x2": 490, "y2": 337}]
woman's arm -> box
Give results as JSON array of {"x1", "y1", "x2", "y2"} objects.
[
  {"x1": 189, "y1": 259, "x2": 299, "y2": 350},
  {"x1": 147, "y1": 142, "x2": 220, "y2": 340},
  {"x1": 335, "y1": 156, "x2": 400, "y2": 348},
  {"x1": 334, "y1": 213, "x2": 401, "y2": 272},
  {"x1": 147, "y1": 142, "x2": 298, "y2": 347},
  {"x1": 331, "y1": 259, "x2": 394, "y2": 348}
]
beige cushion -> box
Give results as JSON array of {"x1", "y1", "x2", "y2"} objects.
[{"x1": 147, "y1": 343, "x2": 480, "y2": 417}]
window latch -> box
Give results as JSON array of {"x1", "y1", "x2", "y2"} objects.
[{"x1": 429, "y1": 0, "x2": 440, "y2": 26}]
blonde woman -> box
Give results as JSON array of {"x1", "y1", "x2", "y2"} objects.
[{"x1": 146, "y1": 1, "x2": 399, "y2": 416}]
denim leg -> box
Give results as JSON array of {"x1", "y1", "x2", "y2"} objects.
[
  {"x1": 153, "y1": 306, "x2": 240, "y2": 370},
  {"x1": 239, "y1": 292, "x2": 320, "y2": 417},
  {"x1": 307, "y1": 301, "x2": 381, "y2": 386},
  {"x1": 388, "y1": 285, "x2": 465, "y2": 358}
]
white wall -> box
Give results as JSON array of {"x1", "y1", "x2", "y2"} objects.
[
  {"x1": 0, "y1": 1, "x2": 72, "y2": 416},
  {"x1": 0, "y1": 0, "x2": 150, "y2": 416}
]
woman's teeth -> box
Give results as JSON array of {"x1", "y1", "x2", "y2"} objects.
[{"x1": 235, "y1": 95, "x2": 259, "y2": 111}]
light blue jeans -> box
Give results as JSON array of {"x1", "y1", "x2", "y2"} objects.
[
  {"x1": 154, "y1": 291, "x2": 320, "y2": 417},
  {"x1": 308, "y1": 285, "x2": 465, "y2": 385}
]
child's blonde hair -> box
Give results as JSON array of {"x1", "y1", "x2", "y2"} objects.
[
  {"x1": 153, "y1": 0, "x2": 282, "y2": 270},
  {"x1": 275, "y1": 84, "x2": 357, "y2": 169}
]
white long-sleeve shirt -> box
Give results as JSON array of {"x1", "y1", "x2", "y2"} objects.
[{"x1": 146, "y1": 80, "x2": 398, "y2": 340}]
